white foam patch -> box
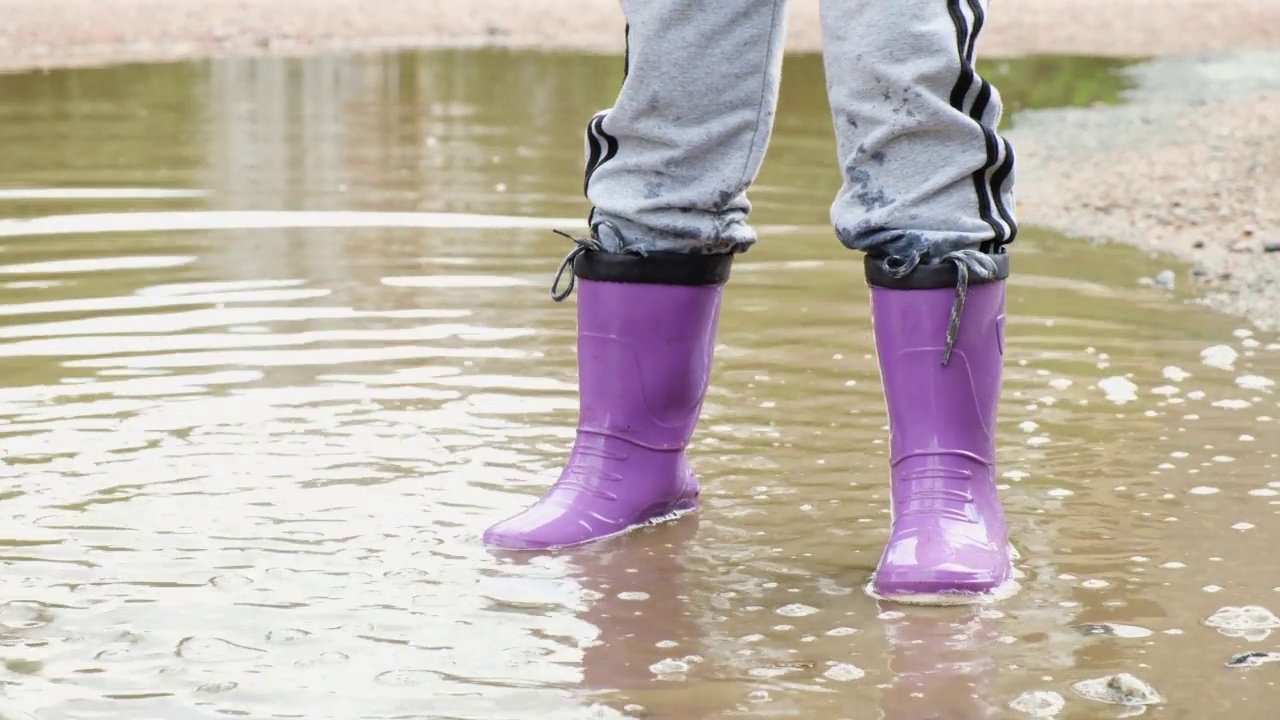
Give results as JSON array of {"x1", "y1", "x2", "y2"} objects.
[
  {"x1": 1201, "y1": 345, "x2": 1239, "y2": 370},
  {"x1": 1098, "y1": 376, "x2": 1139, "y2": 403},
  {"x1": 1236, "y1": 375, "x2": 1275, "y2": 390}
]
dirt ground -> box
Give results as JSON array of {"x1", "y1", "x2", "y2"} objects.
[{"x1": 1, "y1": 0, "x2": 1279, "y2": 329}]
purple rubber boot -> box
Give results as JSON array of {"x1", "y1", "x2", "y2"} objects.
[
  {"x1": 866, "y1": 252, "x2": 1011, "y2": 599},
  {"x1": 482, "y1": 248, "x2": 731, "y2": 551}
]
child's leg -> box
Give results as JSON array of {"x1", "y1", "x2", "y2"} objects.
[
  {"x1": 483, "y1": 0, "x2": 789, "y2": 551},
  {"x1": 822, "y1": 0, "x2": 1016, "y2": 264},
  {"x1": 582, "y1": 0, "x2": 790, "y2": 255},
  {"x1": 820, "y1": 0, "x2": 1016, "y2": 600}
]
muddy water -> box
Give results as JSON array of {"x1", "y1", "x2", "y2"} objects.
[{"x1": 0, "y1": 50, "x2": 1277, "y2": 719}]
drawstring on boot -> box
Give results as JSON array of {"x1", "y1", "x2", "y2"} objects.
[
  {"x1": 885, "y1": 247, "x2": 999, "y2": 367},
  {"x1": 548, "y1": 219, "x2": 637, "y2": 301},
  {"x1": 549, "y1": 230, "x2": 601, "y2": 301},
  {"x1": 939, "y1": 248, "x2": 998, "y2": 366}
]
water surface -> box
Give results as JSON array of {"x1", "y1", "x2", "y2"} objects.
[{"x1": 0, "y1": 50, "x2": 1276, "y2": 720}]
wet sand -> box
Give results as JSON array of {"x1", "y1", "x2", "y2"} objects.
[{"x1": 1, "y1": 0, "x2": 1279, "y2": 330}]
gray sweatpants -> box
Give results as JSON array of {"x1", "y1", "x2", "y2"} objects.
[{"x1": 582, "y1": 0, "x2": 1017, "y2": 265}]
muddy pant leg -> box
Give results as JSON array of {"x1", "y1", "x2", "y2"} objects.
[
  {"x1": 583, "y1": 0, "x2": 789, "y2": 255},
  {"x1": 820, "y1": 0, "x2": 1017, "y2": 264}
]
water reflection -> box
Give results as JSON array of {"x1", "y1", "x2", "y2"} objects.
[{"x1": 0, "y1": 49, "x2": 1275, "y2": 719}]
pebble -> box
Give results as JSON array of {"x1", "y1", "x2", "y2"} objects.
[{"x1": 1226, "y1": 651, "x2": 1280, "y2": 668}]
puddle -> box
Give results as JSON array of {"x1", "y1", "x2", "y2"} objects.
[{"x1": 0, "y1": 49, "x2": 1275, "y2": 720}]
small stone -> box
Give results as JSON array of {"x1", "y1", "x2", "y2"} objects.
[
  {"x1": 1264, "y1": 241, "x2": 1280, "y2": 253},
  {"x1": 1226, "y1": 651, "x2": 1280, "y2": 668},
  {"x1": 1072, "y1": 673, "x2": 1162, "y2": 706},
  {"x1": 1192, "y1": 240, "x2": 1206, "y2": 249},
  {"x1": 1154, "y1": 270, "x2": 1175, "y2": 288}
]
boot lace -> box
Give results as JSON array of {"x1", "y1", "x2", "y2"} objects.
[
  {"x1": 885, "y1": 248, "x2": 999, "y2": 366},
  {"x1": 548, "y1": 219, "x2": 641, "y2": 302}
]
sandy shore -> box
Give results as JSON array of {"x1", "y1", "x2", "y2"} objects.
[
  {"x1": 1006, "y1": 49, "x2": 1280, "y2": 331},
  {"x1": 3, "y1": 0, "x2": 1280, "y2": 70},
  {"x1": 1, "y1": 0, "x2": 1279, "y2": 330}
]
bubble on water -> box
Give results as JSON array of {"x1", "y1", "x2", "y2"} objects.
[
  {"x1": 1160, "y1": 562, "x2": 1186, "y2": 569},
  {"x1": 0, "y1": 602, "x2": 52, "y2": 631},
  {"x1": 1204, "y1": 606, "x2": 1280, "y2": 641},
  {"x1": 175, "y1": 637, "x2": 266, "y2": 663},
  {"x1": 1213, "y1": 399, "x2": 1252, "y2": 409},
  {"x1": 739, "y1": 634, "x2": 765, "y2": 643},
  {"x1": 1010, "y1": 690, "x2": 1066, "y2": 716},
  {"x1": 1019, "y1": 420, "x2": 1040, "y2": 432},
  {"x1": 1162, "y1": 366, "x2": 1191, "y2": 382},
  {"x1": 1080, "y1": 579, "x2": 1109, "y2": 589},
  {"x1": 878, "y1": 611, "x2": 906, "y2": 620},
  {"x1": 1079, "y1": 623, "x2": 1153, "y2": 638},
  {"x1": 747, "y1": 690, "x2": 771, "y2": 702},
  {"x1": 748, "y1": 666, "x2": 792, "y2": 678},
  {"x1": 1005, "y1": 470, "x2": 1030, "y2": 480},
  {"x1": 266, "y1": 628, "x2": 311, "y2": 643},
  {"x1": 656, "y1": 640, "x2": 679, "y2": 649},
  {"x1": 1232, "y1": 522, "x2": 1255, "y2": 531},
  {"x1": 825, "y1": 627, "x2": 858, "y2": 636},
  {"x1": 823, "y1": 663, "x2": 866, "y2": 681},
  {"x1": 1204, "y1": 585, "x2": 1224, "y2": 593},
  {"x1": 776, "y1": 603, "x2": 818, "y2": 617},
  {"x1": 1048, "y1": 378, "x2": 1073, "y2": 390},
  {"x1": 1189, "y1": 486, "x2": 1220, "y2": 495},
  {"x1": 196, "y1": 681, "x2": 238, "y2": 694},
  {"x1": 1047, "y1": 488, "x2": 1074, "y2": 497},
  {"x1": 1072, "y1": 673, "x2": 1162, "y2": 706},
  {"x1": 1027, "y1": 436, "x2": 1051, "y2": 446},
  {"x1": 1131, "y1": 556, "x2": 1149, "y2": 563},
  {"x1": 1170, "y1": 451, "x2": 1189, "y2": 458},
  {"x1": 617, "y1": 591, "x2": 650, "y2": 601},
  {"x1": 209, "y1": 574, "x2": 254, "y2": 589},
  {"x1": 1111, "y1": 620, "x2": 1162, "y2": 635},
  {"x1": 1098, "y1": 376, "x2": 1139, "y2": 403},
  {"x1": 1237, "y1": 375, "x2": 1275, "y2": 390},
  {"x1": 1213, "y1": 455, "x2": 1236, "y2": 463},
  {"x1": 649, "y1": 658, "x2": 689, "y2": 675},
  {"x1": 1234, "y1": 329, "x2": 1254, "y2": 339},
  {"x1": 1201, "y1": 345, "x2": 1239, "y2": 370},
  {"x1": 1152, "y1": 385, "x2": 1180, "y2": 396},
  {"x1": 1249, "y1": 488, "x2": 1278, "y2": 497}
]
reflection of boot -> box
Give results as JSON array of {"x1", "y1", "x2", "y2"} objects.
[
  {"x1": 573, "y1": 514, "x2": 702, "y2": 700},
  {"x1": 880, "y1": 606, "x2": 1001, "y2": 719},
  {"x1": 867, "y1": 253, "x2": 1011, "y2": 598},
  {"x1": 483, "y1": 247, "x2": 731, "y2": 550}
]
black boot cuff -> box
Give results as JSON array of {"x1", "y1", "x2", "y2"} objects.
[
  {"x1": 574, "y1": 250, "x2": 733, "y2": 287},
  {"x1": 864, "y1": 252, "x2": 1010, "y2": 290}
]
